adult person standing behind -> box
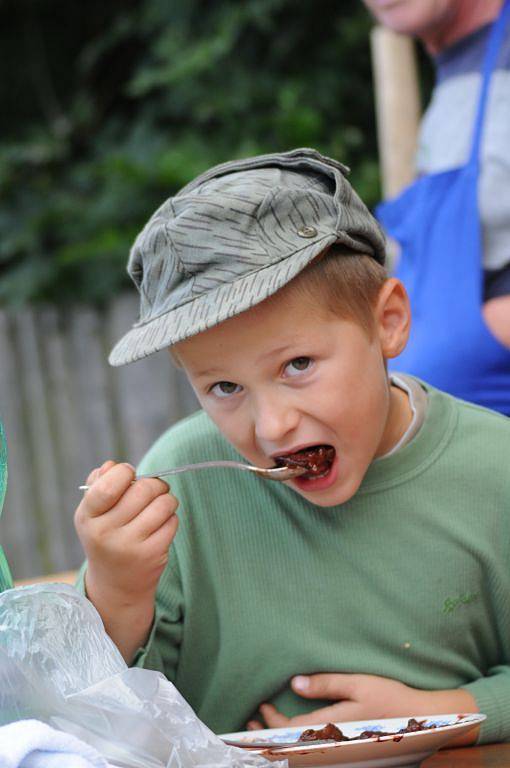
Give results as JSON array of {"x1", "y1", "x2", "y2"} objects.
[{"x1": 365, "y1": 0, "x2": 510, "y2": 415}]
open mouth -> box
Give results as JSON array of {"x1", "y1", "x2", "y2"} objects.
[{"x1": 273, "y1": 444, "x2": 336, "y2": 480}]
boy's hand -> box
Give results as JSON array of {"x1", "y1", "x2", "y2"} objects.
[
  {"x1": 74, "y1": 460, "x2": 179, "y2": 660},
  {"x1": 247, "y1": 673, "x2": 479, "y2": 747},
  {"x1": 76, "y1": 460, "x2": 179, "y2": 598}
]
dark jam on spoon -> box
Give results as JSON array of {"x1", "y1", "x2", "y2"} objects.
[{"x1": 274, "y1": 445, "x2": 335, "y2": 477}]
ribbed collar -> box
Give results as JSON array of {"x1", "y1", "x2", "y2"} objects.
[{"x1": 355, "y1": 381, "x2": 457, "y2": 495}]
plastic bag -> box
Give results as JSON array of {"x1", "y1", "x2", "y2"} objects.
[
  {"x1": 0, "y1": 421, "x2": 13, "y2": 591},
  {"x1": 0, "y1": 584, "x2": 284, "y2": 768}
]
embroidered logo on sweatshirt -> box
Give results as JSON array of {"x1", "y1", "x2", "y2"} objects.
[{"x1": 442, "y1": 593, "x2": 479, "y2": 615}]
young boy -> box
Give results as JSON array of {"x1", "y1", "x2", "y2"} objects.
[{"x1": 74, "y1": 149, "x2": 510, "y2": 745}]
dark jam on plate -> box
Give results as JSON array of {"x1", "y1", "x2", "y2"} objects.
[{"x1": 298, "y1": 718, "x2": 440, "y2": 744}]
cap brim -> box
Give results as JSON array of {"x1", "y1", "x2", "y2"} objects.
[{"x1": 109, "y1": 234, "x2": 338, "y2": 366}]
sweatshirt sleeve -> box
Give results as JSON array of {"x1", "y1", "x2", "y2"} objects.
[
  {"x1": 130, "y1": 553, "x2": 184, "y2": 681},
  {"x1": 125, "y1": 434, "x2": 189, "y2": 681},
  {"x1": 462, "y1": 666, "x2": 510, "y2": 744},
  {"x1": 74, "y1": 558, "x2": 183, "y2": 681}
]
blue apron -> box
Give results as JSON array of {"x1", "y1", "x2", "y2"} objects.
[{"x1": 376, "y1": 0, "x2": 510, "y2": 416}]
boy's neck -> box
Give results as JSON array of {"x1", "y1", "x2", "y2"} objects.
[{"x1": 376, "y1": 379, "x2": 414, "y2": 457}]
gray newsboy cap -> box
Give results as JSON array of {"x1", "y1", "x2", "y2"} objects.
[{"x1": 109, "y1": 148, "x2": 386, "y2": 366}]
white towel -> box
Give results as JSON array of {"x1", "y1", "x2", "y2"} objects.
[{"x1": 0, "y1": 720, "x2": 108, "y2": 768}]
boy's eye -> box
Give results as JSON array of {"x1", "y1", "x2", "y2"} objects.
[
  {"x1": 284, "y1": 357, "x2": 313, "y2": 377},
  {"x1": 210, "y1": 381, "x2": 242, "y2": 398}
]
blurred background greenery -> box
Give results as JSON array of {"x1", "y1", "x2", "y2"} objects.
[{"x1": 0, "y1": 0, "x2": 430, "y2": 307}]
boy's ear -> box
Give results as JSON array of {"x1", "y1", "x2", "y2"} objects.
[{"x1": 374, "y1": 278, "x2": 411, "y2": 358}]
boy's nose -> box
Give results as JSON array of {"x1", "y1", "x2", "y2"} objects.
[{"x1": 253, "y1": 394, "x2": 299, "y2": 444}]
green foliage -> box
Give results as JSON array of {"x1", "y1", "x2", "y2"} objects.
[{"x1": 0, "y1": 0, "x2": 380, "y2": 305}]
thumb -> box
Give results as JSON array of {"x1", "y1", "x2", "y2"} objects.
[{"x1": 291, "y1": 674, "x2": 353, "y2": 701}]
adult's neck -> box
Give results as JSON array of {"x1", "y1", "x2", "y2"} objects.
[{"x1": 422, "y1": 0, "x2": 503, "y2": 55}]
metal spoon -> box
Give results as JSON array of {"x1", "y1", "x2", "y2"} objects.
[{"x1": 79, "y1": 460, "x2": 306, "y2": 490}]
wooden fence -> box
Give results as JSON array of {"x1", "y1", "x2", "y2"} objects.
[{"x1": 0, "y1": 294, "x2": 198, "y2": 581}]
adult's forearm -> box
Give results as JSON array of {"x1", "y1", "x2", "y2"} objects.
[
  {"x1": 483, "y1": 295, "x2": 510, "y2": 349},
  {"x1": 84, "y1": 570, "x2": 155, "y2": 663}
]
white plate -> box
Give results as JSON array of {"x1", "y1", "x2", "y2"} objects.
[{"x1": 220, "y1": 713, "x2": 485, "y2": 768}]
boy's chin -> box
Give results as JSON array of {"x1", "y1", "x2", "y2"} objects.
[
  {"x1": 289, "y1": 463, "x2": 363, "y2": 508},
  {"x1": 294, "y1": 489, "x2": 357, "y2": 508}
]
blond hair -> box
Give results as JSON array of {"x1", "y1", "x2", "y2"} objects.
[
  {"x1": 171, "y1": 246, "x2": 388, "y2": 368},
  {"x1": 271, "y1": 245, "x2": 388, "y2": 335}
]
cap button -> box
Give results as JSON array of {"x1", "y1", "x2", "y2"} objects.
[{"x1": 297, "y1": 226, "x2": 317, "y2": 238}]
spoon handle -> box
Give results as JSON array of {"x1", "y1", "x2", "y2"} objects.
[{"x1": 79, "y1": 460, "x2": 303, "y2": 490}]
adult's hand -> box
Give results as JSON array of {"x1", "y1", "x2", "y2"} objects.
[{"x1": 483, "y1": 295, "x2": 510, "y2": 349}]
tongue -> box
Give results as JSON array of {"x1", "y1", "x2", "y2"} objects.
[{"x1": 274, "y1": 445, "x2": 335, "y2": 477}]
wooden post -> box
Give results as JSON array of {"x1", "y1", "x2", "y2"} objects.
[{"x1": 370, "y1": 26, "x2": 421, "y2": 199}]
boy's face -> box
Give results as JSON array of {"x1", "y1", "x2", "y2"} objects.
[{"x1": 175, "y1": 278, "x2": 411, "y2": 508}]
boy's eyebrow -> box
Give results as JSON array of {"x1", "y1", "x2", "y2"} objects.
[
  {"x1": 191, "y1": 365, "x2": 224, "y2": 378},
  {"x1": 258, "y1": 344, "x2": 295, "y2": 362},
  {"x1": 191, "y1": 344, "x2": 297, "y2": 378}
]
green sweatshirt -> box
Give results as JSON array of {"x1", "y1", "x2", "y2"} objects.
[{"x1": 99, "y1": 382, "x2": 510, "y2": 742}]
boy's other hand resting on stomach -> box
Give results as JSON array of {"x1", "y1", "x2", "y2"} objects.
[
  {"x1": 74, "y1": 460, "x2": 179, "y2": 663},
  {"x1": 248, "y1": 673, "x2": 479, "y2": 747}
]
